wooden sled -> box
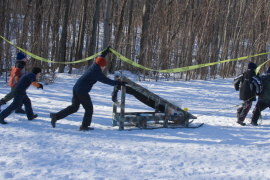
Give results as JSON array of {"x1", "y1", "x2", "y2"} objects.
[{"x1": 112, "y1": 76, "x2": 202, "y2": 130}]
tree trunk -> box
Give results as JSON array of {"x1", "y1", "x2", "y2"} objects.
[
  {"x1": 58, "y1": 0, "x2": 70, "y2": 73},
  {"x1": 75, "y1": 0, "x2": 88, "y2": 62},
  {"x1": 102, "y1": 0, "x2": 112, "y2": 76},
  {"x1": 0, "y1": 0, "x2": 6, "y2": 76},
  {"x1": 88, "y1": 0, "x2": 100, "y2": 67},
  {"x1": 109, "y1": 0, "x2": 127, "y2": 74}
]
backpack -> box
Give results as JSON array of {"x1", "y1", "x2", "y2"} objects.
[{"x1": 8, "y1": 66, "x2": 18, "y2": 87}]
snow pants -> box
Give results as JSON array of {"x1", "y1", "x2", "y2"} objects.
[
  {"x1": 237, "y1": 100, "x2": 253, "y2": 122},
  {"x1": 251, "y1": 100, "x2": 270, "y2": 123},
  {"x1": 2, "y1": 87, "x2": 16, "y2": 102},
  {"x1": 55, "y1": 91, "x2": 93, "y2": 127},
  {"x1": 0, "y1": 91, "x2": 34, "y2": 119}
]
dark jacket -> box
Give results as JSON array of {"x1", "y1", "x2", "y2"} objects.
[
  {"x1": 15, "y1": 60, "x2": 26, "y2": 74},
  {"x1": 259, "y1": 74, "x2": 270, "y2": 102},
  {"x1": 73, "y1": 63, "x2": 119, "y2": 94},
  {"x1": 262, "y1": 67, "x2": 270, "y2": 76},
  {"x1": 234, "y1": 70, "x2": 262, "y2": 101},
  {"x1": 15, "y1": 72, "x2": 37, "y2": 93}
]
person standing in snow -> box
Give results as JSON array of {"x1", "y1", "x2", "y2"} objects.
[
  {"x1": 50, "y1": 48, "x2": 127, "y2": 131},
  {"x1": 0, "y1": 67, "x2": 43, "y2": 124},
  {"x1": 250, "y1": 72, "x2": 270, "y2": 126},
  {"x1": 234, "y1": 62, "x2": 262, "y2": 126},
  {"x1": 0, "y1": 52, "x2": 28, "y2": 114}
]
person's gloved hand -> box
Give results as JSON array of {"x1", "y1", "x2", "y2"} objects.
[
  {"x1": 100, "y1": 46, "x2": 111, "y2": 57},
  {"x1": 118, "y1": 81, "x2": 128, "y2": 86},
  {"x1": 37, "y1": 83, "x2": 43, "y2": 89}
]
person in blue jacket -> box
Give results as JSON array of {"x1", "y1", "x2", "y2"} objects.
[
  {"x1": 50, "y1": 52, "x2": 127, "y2": 131},
  {"x1": 0, "y1": 67, "x2": 43, "y2": 124}
]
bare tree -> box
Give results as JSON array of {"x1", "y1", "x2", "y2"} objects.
[{"x1": 58, "y1": 0, "x2": 70, "y2": 73}]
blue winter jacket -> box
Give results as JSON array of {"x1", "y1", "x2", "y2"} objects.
[
  {"x1": 73, "y1": 63, "x2": 119, "y2": 94},
  {"x1": 15, "y1": 72, "x2": 37, "y2": 92}
]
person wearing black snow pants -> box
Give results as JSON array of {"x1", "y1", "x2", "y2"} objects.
[
  {"x1": 53, "y1": 91, "x2": 94, "y2": 128},
  {"x1": 250, "y1": 72, "x2": 270, "y2": 126},
  {"x1": 50, "y1": 48, "x2": 127, "y2": 131},
  {"x1": 234, "y1": 62, "x2": 262, "y2": 126}
]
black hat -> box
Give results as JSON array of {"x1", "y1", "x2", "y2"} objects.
[
  {"x1": 32, "y1": 67, "x2": 42, "y2": 74},
  {"x1": 248, "y1": 62, "x2": 257, "y2": 70},
  {"x1": 16, "y1": 52, "x2": 26, "y2": 60}
]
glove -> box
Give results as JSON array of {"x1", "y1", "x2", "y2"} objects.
[
  {"x1": 37, "y1": 83, "x2": 43, "y2": 89},
  {"x1": 100, "y1": 46, "x2": 111, "y2": 57},
  {"x1": 118, "y1": 81, "x2": 128, "y2": 86}
]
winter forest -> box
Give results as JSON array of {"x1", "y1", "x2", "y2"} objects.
[{"x1": 0, "y1": 0, "x2": 270, "y2": 80}]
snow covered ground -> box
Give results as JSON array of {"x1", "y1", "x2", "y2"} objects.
[{"x1": 1, "y1": 72, "x2": 270, "y2": 180}]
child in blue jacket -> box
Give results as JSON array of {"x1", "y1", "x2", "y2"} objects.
[{"x1": 0, "y1": 67, "x2": 43, "y2": 124}]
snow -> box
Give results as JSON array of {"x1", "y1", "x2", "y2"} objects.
[{"x1": 1, "y1": 72, "x2": 270, "y2": 180}]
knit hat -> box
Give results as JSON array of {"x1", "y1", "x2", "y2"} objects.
[
  {"x1": 16, "y1": 52, "x2": 26, "y2": 60},
  {"x1": 95, "y1": 57, "x2": 107, "y2": 67},
  {"x1": 32, "y1": 67, "x2": 42, "y2": 75},
  {"x1": 248, "y1": 62, "x2": 257, "y2": 70}
]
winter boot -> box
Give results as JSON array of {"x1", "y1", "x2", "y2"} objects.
[
  {"x1": 0, "y1": 99, "x2": 6, "y2": 105},
  {"x1": 250, "y1": 121, "x2": 258, "y2": 126},
  {"x1": 50, "y1": 113, "x2": 58, "y2": 128},
  {"x1": 236, "y1": 120, "x2": 246, "y2": 126},
  {"x1": 79, "y1": 125, "x2": 94, "y2": 131},
  {"x1": 28, "y1": 114, "x2": 38, "y2": 120},
  {"x1": 0, "y1": 116, "x2": 7, "y2": 124},
  {"x1": 15, "y1": 108, "x2": 26, "y2": 114}
]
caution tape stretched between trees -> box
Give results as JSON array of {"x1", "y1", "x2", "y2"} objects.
[
  {"x1": 109, "y1": 48, "x2": 270, "y2": 73},
  {"x1": 1, "y1": 35, "x2": 270, "y2": 73},
  {"x1": 0, "y1": 35, "x2": 102, "y2": 64}
]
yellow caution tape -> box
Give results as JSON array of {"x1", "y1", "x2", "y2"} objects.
[
  {"x1": 110, "y1": 47, "x2": 270, "y2": 73},
  {"x1": 1, "y1": 35, "x2": 270, "y2": 71},
  {"x1": 0, "y1": 35, "x2": 101, "y2": 64},
  {"x1": 256, "y1": 59, "x2": 270, "y2": 74}
]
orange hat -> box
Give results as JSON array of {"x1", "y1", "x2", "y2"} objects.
[{"x1": 95, "y1": 57, "x2": 107, "y2": 67}]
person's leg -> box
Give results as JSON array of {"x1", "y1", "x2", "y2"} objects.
[
  {"x1": 79, "y1": 94, "x2": 93, "y2": 127},
  {"x1": 22, "y1": 94, "x2": 37, "y2": 120},
  {"x1": 50, "y1": 91, "x2": 80, "y2": 128},
  {"x1": 56, "y1": 92, "x2": 80, "y2": 119},
  {"x1": 15, "y1": 105, "x2": 26, "y2": 114},
  {"x1": 0, "y1": 93, "x2": 24, "y2": 123},
  {"x1": 237, "y1": 100, "x2": 253, "y2": 125},
  {"x1": 0, "y1": 87, "x2": 26, "y2": 114},
  {"x1": 0, "y1": 88, "x2": 16, "y2": 104},
  {"x1": 236, "y1": 106, "x2": 243, "y2": 119},
  {"x1": 251, "y1": 101, "x2": 268, "y2": 125}
]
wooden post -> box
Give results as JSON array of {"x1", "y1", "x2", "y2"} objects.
[
  {"x1": 112, "y1": 87, "x2": 118, "y2": 126},
  {"x1": 163, "y1": 104, "x2": 169, "y2": 128},
  {"x1": 119, "y1": 85, "x2": 126, "y2": 130}
]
